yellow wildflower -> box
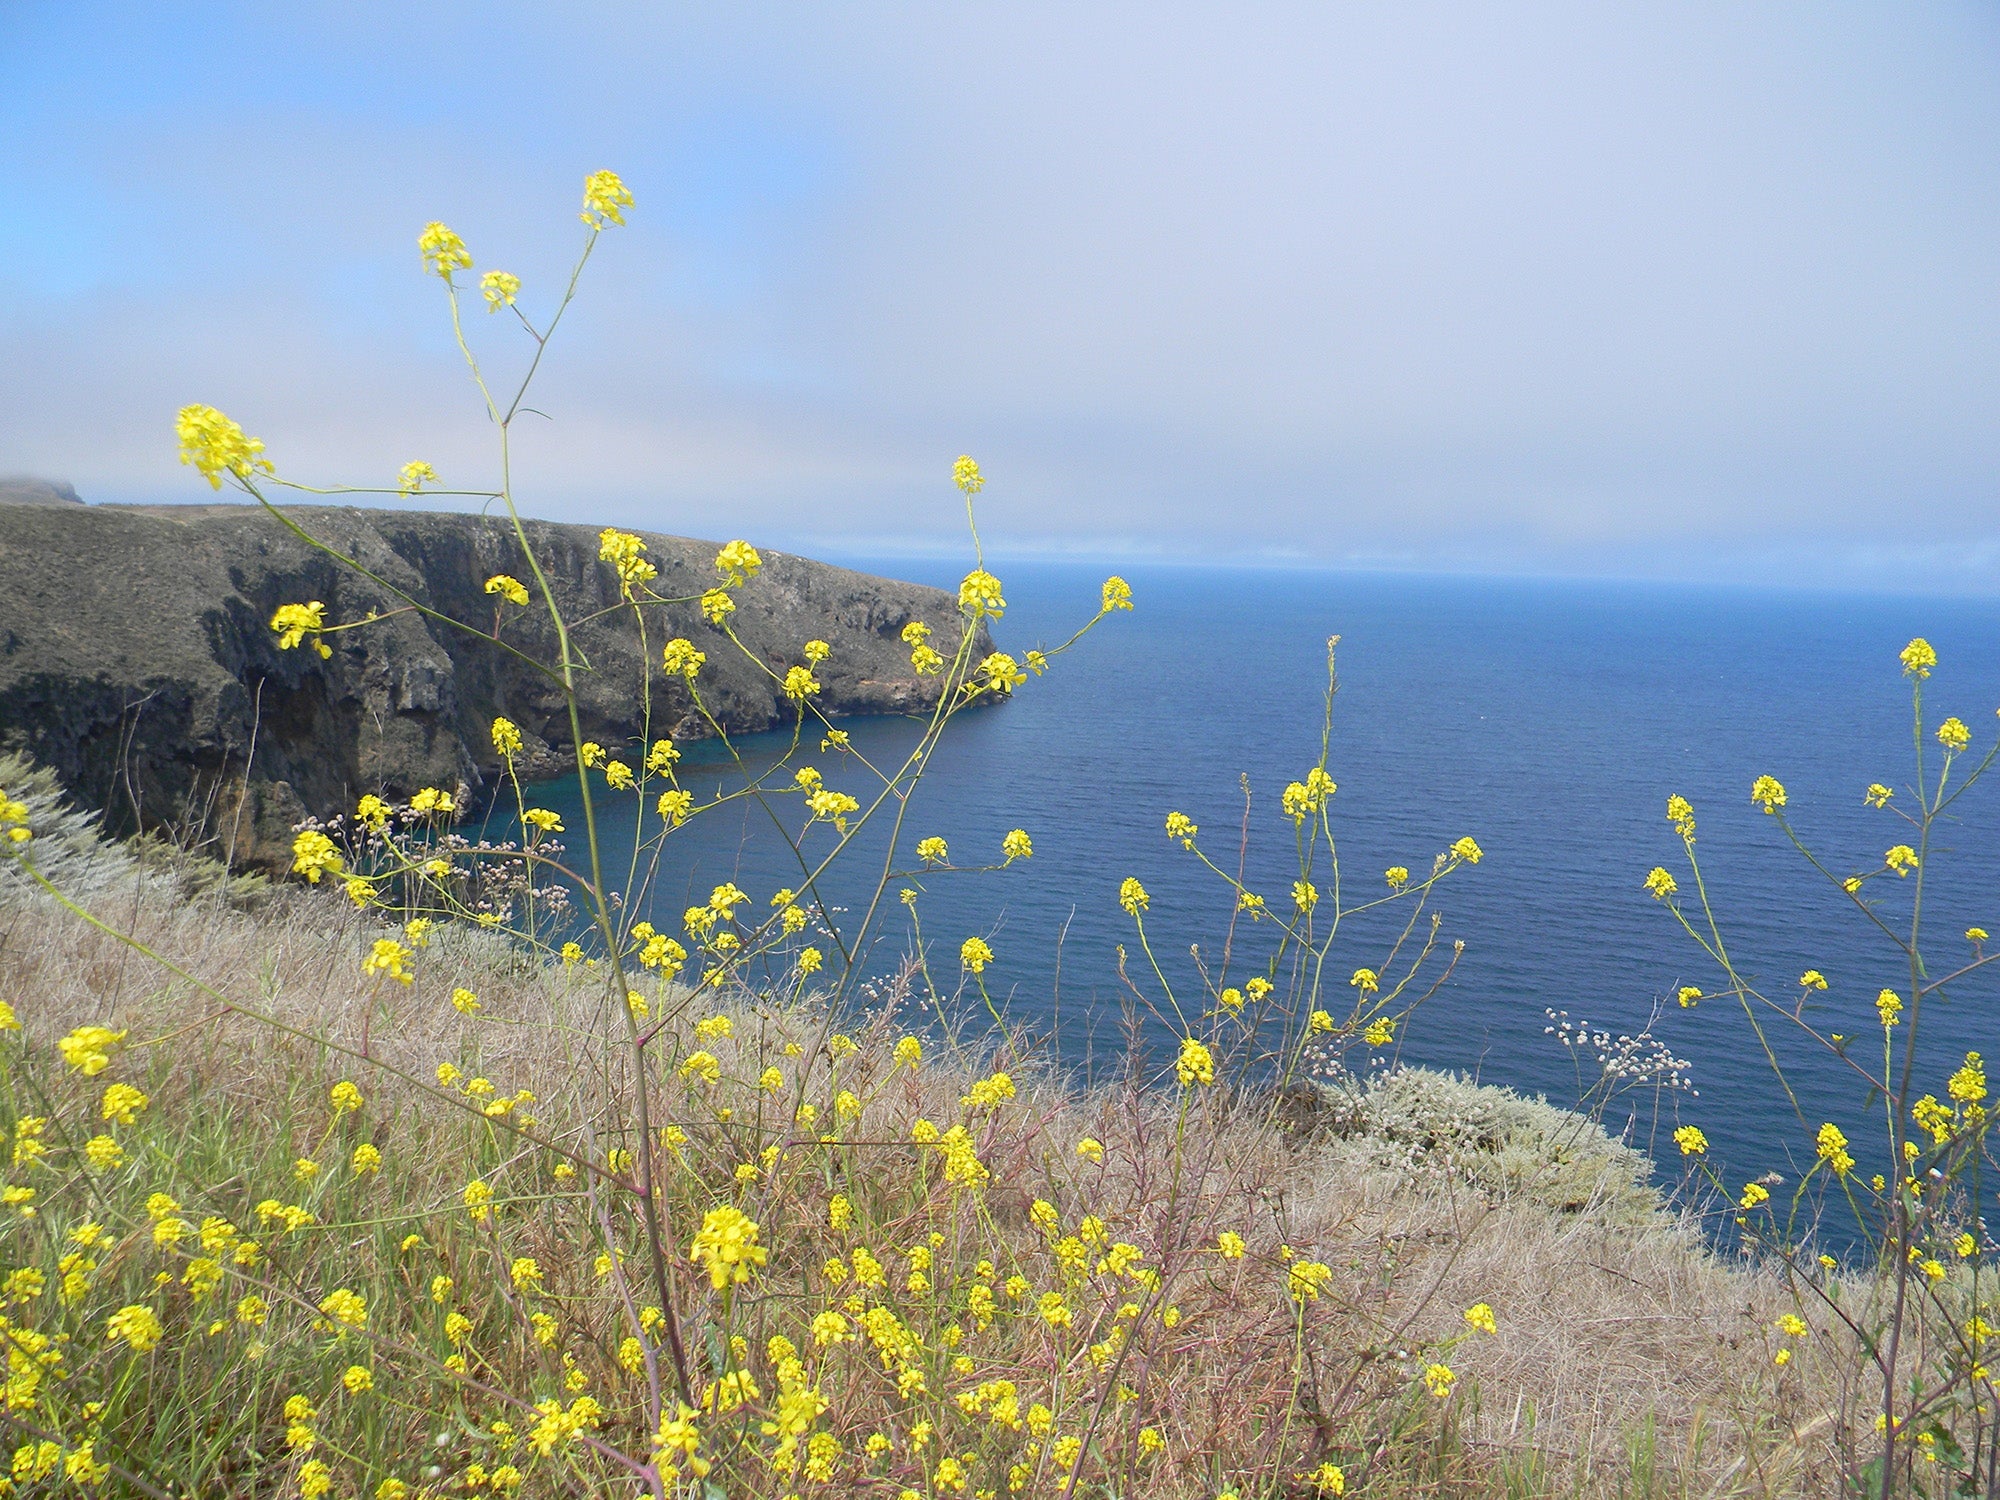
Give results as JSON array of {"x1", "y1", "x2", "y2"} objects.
[
  {"x1": 714, "y1": 539, "x2": 762, "y2": 585},
  {"x1": 362, "y1": 939, "x2": 413, "y2": 985},
  {"x1": 1287, "y1": 1260, "x2": 1334, "y2": 1301},
  {"x1": 977, "y1": 651, "x2": 1026, "y2": 692},
  {"x1": 270, "y1": 601, "x2": 330, "y2": 656},
  {"x1": 318, "y1": 1288, "x2": 367, "y2": 1330},
  {"x1": 958, "y1": 567, "x2": 1006, "y2": 619},
  {"x1": 1666, "y1": 794, "x2": 1696, "y2": 838},
  {"x1": 479, "y1": 271, "x2": 520, "y2": 311},
  {"x1": 176, "y1": 403, "x2": 273, "y2": 489},
  {"x1": 598, "y1": 529, "x2": 656, "y2": 594},
  {"x1": 484, "y1": 574, "x2": 529, "y2": 606},
  {"x1": 581, "y1": 169, "x2": 634, "y2": 229},
  {"x1": 1176, "y1": 1037, "x2": 1215, "y2": 1087},
  {"x1": 1816, "y1": 1123, "x2": 1855, "y2": 1177},
  {"x1": 690, "y1": 1205, "x2": 767, "y2": 1290},
  {"x1": 661, "y1": 638, "x2": 706, "y2": 678},
  {"x1": 58, "y1": 1025, "x2": 127, "y2": 1076},
  {"x1": 418, "y1": 222, "x2": 473, "y2": 277},
  {"x1": 106, "y1": 1303, "x2": 164, "y2": 1352},
  {"x1": 100, "y1": 1084, "x2": 148, "y2": 1126},
  {"x1": 1951, "y1": 1052, "x2": 1988, "y2": 1105}
]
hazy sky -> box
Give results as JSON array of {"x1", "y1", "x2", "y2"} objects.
[{"x1": 5, "y1": 3, "x2": 1999, "y2": 584}]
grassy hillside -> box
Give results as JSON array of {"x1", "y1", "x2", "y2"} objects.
[{"x1": 0, "y1": 754, "x2": 1846, "y2": 1499}]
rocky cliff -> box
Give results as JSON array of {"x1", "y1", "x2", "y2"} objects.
[{"x1": 0, "y1": 502, "x2": 989, "y2": 869}]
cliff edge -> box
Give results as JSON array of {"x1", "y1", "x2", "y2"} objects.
[{"x1": 0, "y1": 503, "x2": 989, "y2": 869}]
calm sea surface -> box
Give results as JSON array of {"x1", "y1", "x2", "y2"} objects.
[{"x1": 508, "y1": 561, "x2": 2000, "y2": 1200}]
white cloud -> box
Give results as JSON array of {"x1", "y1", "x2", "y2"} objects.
[{"x1": 4, "y1": 2, "x2": 1999, "y2": 582}]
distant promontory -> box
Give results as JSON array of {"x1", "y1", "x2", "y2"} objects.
[{"x1": 0, "y1": 499, "x2": 989, "y2": 870}]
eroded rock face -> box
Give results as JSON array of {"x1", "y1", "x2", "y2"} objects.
[{"x1": 0, "y1": 504, "x2": 991, "y2": 868}]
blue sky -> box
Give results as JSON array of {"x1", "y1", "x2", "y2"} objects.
[{"x1": 5, "y1": 3, "x2": 2000, "y2": 585}]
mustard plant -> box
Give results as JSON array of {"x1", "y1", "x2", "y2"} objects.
[
  {"x1": 1648, "y1": 637, "x2": 2000, "y2": 1497},
  {"x1": 0, "y1": 172, "x2": 1502, "y2": 1499}
]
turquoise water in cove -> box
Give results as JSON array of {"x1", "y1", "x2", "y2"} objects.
[{"x1": 505, "y1": 561, "x2": 2000, "y2": 1207}]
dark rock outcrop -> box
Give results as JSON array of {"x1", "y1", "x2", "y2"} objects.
[{"x1": 0, "y1": 503, "x2": 990, "y2": 869}]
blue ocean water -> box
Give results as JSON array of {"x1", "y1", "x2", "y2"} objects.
[{"x1": 509, "y1": 561, "x2": 2000, "y2": 1202}]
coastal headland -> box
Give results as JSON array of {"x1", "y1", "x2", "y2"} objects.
[{"x1": 0, "y1": 499, "x2": 988, "y2": 869}]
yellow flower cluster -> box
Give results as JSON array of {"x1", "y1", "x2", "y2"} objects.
[
  {"x1": 690, "y1": 1205, "x2": 768, "y2": 1290},
  {"x1": 0, "y1": 788, "x2": 29, "y2": 845},
  {"x1": 485, "y1": 574, "x2": 529, "y2": 606},
  {"x1": 480, "y1": 271, "x2": 520, "y2": 311},
  {"x1": 958, "y1": 569, "x2": 1006, "y2": 620},
  {"x1": 1281, "y1": 768, "x2": 1337, "y2": 823},
  {"x1": 1750, "y1": 775, "x2": 1787, "y2": 813},
  {"x1": 715, "y1": 540, "x2": 762, "y2": 586},
  {"x1": 418, "y1": 222, "x2": 473, "y2": 277},
  {"x1": 581, "y1": 169, "x2": 634, "y2": 229},
  {"x1": 597, "y1": 529, "x2": 655, "y2": 596},
  {"x1": 270, "y1": 601, "x2": 332, "y2": 658},
  {"x1": 1815, "y1": 1122, "x2": 1855, "y2": 1178},
  {"x1": 176, "y1": 404, "x2": 273, "y2": 490},
  {"x1": 1176, "y1": 1037, "x2": 1215, "y2": 1088},
  {"x1": 662, "y1": 639, "x2": 705, "y2": 679}
]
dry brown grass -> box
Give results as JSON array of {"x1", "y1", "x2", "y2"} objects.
[{"x1": 0, "y1": 795, "x2": 1869, "y2": 1499}]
